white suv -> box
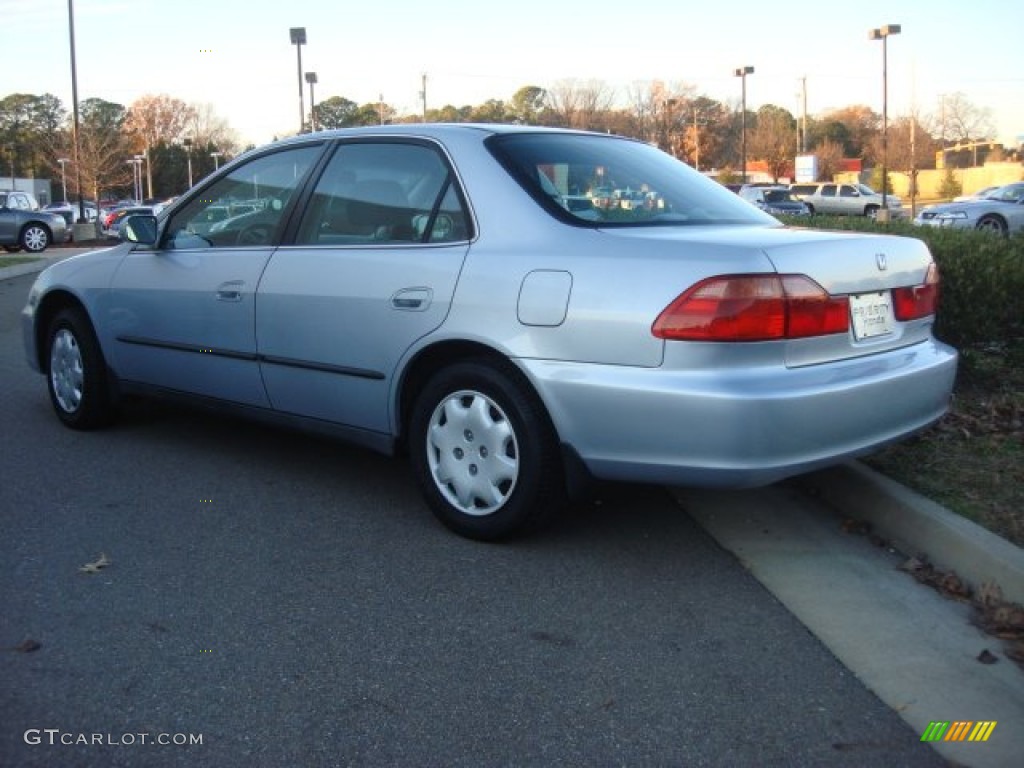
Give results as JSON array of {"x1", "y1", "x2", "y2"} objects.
[{"x1": 789, "y1": 182, "x2": 904, "y2": 218}]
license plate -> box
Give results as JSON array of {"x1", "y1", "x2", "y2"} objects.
[{"x1": 849, "y1": 291, "x2": 895, "y2": 340}]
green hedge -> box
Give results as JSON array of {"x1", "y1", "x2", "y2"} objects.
[{"x1": 778, "y1": 215, "x2": 1024, "y2": 351}]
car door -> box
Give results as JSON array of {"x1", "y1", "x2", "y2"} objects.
[
  {"x1": 105, "y1": 143, "x2": 323, "y2": 405},
  {"x1": 256, "y1": 140, "x2": 471, "y2": 434},
  {"x1": 818, "y1": 184, "x2": 838, "y2": 214}
]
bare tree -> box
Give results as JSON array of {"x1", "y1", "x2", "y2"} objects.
[
  {"x1": 934, "y1": 92, "x2": 997, "y2": 144},
  {"x1": 811, "y1": 138, "x2": 846, "y2": 181}
]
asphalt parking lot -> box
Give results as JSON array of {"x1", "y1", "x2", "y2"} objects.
[{"x1": 0, "y1": 263, "x2": 956, "y2": 766}]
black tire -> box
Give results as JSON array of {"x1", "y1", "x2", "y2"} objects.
[
  {"x1": 864, "y1": 204, "x2": 880, "y2": 218},
  {"x1": 20, "y1": 224, "x2": 51, "y2": 253},
  {"x1": 45, "y1": 307, "x2": 115, "y2": 430},
  {"x1": 408, "y1": 359, "x2": 565, "y2": 540},
  {"x1": 975, "y1": 215, "x2": 1007, "y2": 236},
  {"x1": 804, "y1": 204, "x2": 815, "y2": 215}
]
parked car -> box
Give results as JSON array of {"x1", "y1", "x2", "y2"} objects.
[
  {"x1": 101, "y1": 206, "x2": 157, "y2": 238},
  {"x1": 738, "y1": 185, "x2": 811, "y2": 216},
  {"x1": 789, "y1": 182, "x2": 904, "y2": 218},
  {"x1": 915, "y1": 182, "x2": 1024, "y2": 235},
  {"x1": 22, "y1": 125, "x2": 957, "y2": 540},
  {"x1": 1, "y1": 191, "x2": 68, "y2": 253},
  {"x1": 44, "y1": 201, "x2": 99, "y2": 226},
  {"x1": 952, "y1": 185, "x2": 999, "y2": 203}
]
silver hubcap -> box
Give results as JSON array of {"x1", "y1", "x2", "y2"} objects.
[
  {"x1": 977, "y1": 218, "x2": 1002, "y2": 233},
  {"x1": 50, "y1": 328, "x2": 84, "y2": 413},
  {"x1": 24, "y1": 226, "x2": 48, "y2": 252},
  {"x1": 426, "y1": 390, "x2": 519, "y2": 516}
]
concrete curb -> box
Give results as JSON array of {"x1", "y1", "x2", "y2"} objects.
[{"x1": 798, "y1": 461, "x2": 1024, "y2": 606}]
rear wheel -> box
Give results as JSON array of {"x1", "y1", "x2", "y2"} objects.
[
  {"x1": 976, "y1": 215, "x2": 1007, "y2": 235},
  {"x1": 46, "y1": 307, "x2": 115, "y2": 430},
  {"x1": 20, "y1": 224, "x2": 51, "y2": 253},
  {"x1": 409, "y1": 359, "x2": 564, "y2": 540},
  {"x1": 864, "y1": 204, "x2": 879, "y2": 218},
  {"x1": 804, "y1": 204, "x2": 815, "y2": 215}
]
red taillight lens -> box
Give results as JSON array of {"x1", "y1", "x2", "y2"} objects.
[
  {"x1": 893, "y1": 263, "x2": 940, "y2": 321},
  {"x1": 652, "y1": 274, "x2": 849, "y2": 342}
]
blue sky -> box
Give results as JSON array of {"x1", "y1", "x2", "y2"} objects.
[{"x1": 4, "y1": 0, "x2": 1022, "y2": 148}]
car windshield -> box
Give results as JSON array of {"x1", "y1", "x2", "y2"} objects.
[
  {"x1": 856, "y1": 184, "x2": 878, "y2": 196},
  {"x1": 764, "y1": 189, "x2": 799, "y2": 203},
  {"x1": 988, "y1": 184, "x2": 1024, "y2": 203},
  {"x1": 487, "y1": 133, "x2": 772, "y2": 227}
]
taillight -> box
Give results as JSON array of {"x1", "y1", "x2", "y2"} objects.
[
  {"x1": 652, "y1": 274, "x2": 849, "y2": 341},
  {"x1": 893, "y1": 263, "x2": 940, "y2": 321}
]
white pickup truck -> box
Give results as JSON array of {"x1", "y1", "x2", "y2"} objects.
[{"x1": 789, "y1": 182, "x2": 904, "y2": 218}]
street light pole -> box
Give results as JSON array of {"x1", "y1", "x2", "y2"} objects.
[
  {"x1": 870, "y1": 24, "x2": 901, "y2": 216},
  {"x1": 733, "y1": 66, "x2": 754, "y2": 183},
  {"x1": 67, "y1": 0, "x2": 87, "y2": 227},
  {"x1": 305, "y1": 72, "x2": 318, "y2": 131},
  {"x1": 58, "y1": 158, "x2": 69, "y2": 202},
  {"x1": 183, "y1": 137, "x2": 193, "y2": 189},
  {"x1": 211, "y1": 151, "x2": 222, "y2": 171},
  {"x1": 289, "y1": 28, "x2": 307, "y2": 133},
  {"x1": 132, "y1": 155, "x2": 144, "y2": 202}
]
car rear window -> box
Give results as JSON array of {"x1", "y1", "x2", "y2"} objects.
[{"x1": 486, "y1": 133, "x2": 773, "y2": 228}]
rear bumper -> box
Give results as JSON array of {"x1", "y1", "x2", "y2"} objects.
[{"x1": 519, "y1": 339, "x2": 957, "y2": 488}]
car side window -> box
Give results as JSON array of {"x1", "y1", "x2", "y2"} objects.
[
  {"x1": 821, "y1": 185, "x2": 837, "y2": 197},
  {"x1": 295, "y1": 142, "x2": 469, "y2": 246},
  {"x1": 162, "y1": 145, "x2": 321, "y2": 250},
  {"x1": 839, "y1": 185, "x2": 857, "y2": 197}
]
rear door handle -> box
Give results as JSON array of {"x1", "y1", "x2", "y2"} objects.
[{"x1": 390, "y1": 287, "x2": 433, "y2": 311}]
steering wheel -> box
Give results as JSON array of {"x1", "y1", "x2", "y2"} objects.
[{"x1": 236, "y1": 224, "x2": 273, "y2": 246}]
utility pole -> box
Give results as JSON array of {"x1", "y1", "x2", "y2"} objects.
[
  {"x1": 420, "y1": 73, "x2": 428, "y2": 122},
  {"x1": 800, "y1": 76, "x2": 808, "y2": 154}
]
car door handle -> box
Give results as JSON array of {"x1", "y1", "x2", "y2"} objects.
[
  {"x1": 216, "y1": 280, "x2": 245, "y2": 302},
  {"x1": 390, "y1": 287, "x2": 433, "y2": 312}
]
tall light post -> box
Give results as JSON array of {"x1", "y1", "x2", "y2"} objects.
[
  {"x1": 305, "y1": 71, "x2": 318, "y2": 131},
  {"x1": 289, "y1": 27, "x2": 307, "y2": 133},
  {"x1": 57, "y1": 158, "x2": 70, "y2": 202},
  {"x1": 67, "y1": 0, "x2": 88, "y2": 229},
  {"x1": 869, "y1": 24, "x2": 901, "y2": 217},
  {"x1": 183, "y1": 137, "x2": 193, "y2": 189},
  {"x1": 733, "y1": 66, "x2": 754, "y2": 183},
  {"x1": 132, "y1": 155, "x2": 144, "y2": 202},
  {"x1": 211, "y1": 151, "x2": 222, "y2": 171}
]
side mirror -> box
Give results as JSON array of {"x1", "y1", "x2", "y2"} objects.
[{"x1": 121, "y1": 214, "x2": 159, "y2": 245}]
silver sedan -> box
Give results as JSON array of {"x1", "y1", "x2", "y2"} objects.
[
  {"x1": 22, "y1": 125, "x2": 957, "y2": 539},
  {"x1": 915, "y1": 182, "x2": 1024, "y2": 234}
]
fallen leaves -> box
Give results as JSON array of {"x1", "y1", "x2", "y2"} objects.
[
  {"x1": 899, "y1": 557, "x2": 1024, "y2": 668},
  {"x1": 79, "y1": 553, "x2": 111, "y2": 574}
]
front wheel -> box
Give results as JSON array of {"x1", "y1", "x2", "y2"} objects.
[
  {"x1": 21, "y1": 224, "x2": 51, "y2": 253},
  {"x1": 975, "y1": 215, "x2": 1007, "y2": 235},
  {"x1": 864, "y1": 205, "x2": 880, "y2": 219},
  {"x1": 46, "y1": 307, "x2": 115, "y2": 430},
  {"x1": 408, "y1": 360, "x2": 565, "y2": 540}
]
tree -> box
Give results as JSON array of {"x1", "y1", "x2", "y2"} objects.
[
  {"x1": 749, "y1": 105, "x2": 797, "y2": 181},
  {"x1": 809, "y1": 105, "x2": 878, "y2": 161},
  {"x1": 469, "y1": 99, "x2": 509, "y2": 123},
  {"x1": 125, "y1": 95, "x2": 196, "y2": 197},
  {"x1": 313, "y1": 96, "x2": 360, "y2": 129},
  {"x1": 0, "y1": 93, "x2": 67, "y2": 180},
  {"x1": 509, "y1": 86, "x2": 546, "y2": 124},
  {"x1": 547, "y1": 79, "x2": 614, "y2": 130},
  {"x1": 934, "y1": 92, "x2": 997, "y2": 144},
  {"x1": 811, "y1": 139, "x2": 846, "y2": 181}
]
